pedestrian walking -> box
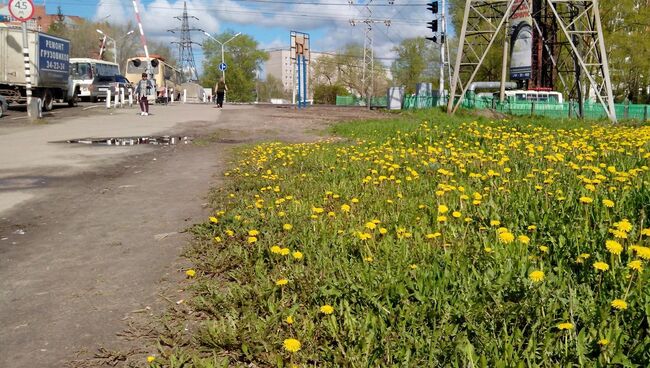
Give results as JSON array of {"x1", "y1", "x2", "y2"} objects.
[
  {"x1": 215, "y1": 78, "x2": 227, "y2": 108},
  {"x1": 135, "y1": 73, "x2": 153, "y2": 116}
]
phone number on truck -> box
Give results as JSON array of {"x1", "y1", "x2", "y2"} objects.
[{"x1": 44, "y1": 60, "x2": 68, "y2": 72}]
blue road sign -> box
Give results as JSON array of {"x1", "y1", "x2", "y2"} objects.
[{"x1": 219, "y1": 62, "x2": 227, "y2": 71}]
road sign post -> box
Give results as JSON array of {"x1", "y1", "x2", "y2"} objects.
[{"x1": 9, "y1": 0, "x2": 35, "y2": 117}]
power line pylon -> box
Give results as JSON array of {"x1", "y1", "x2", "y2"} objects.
[
  {"x1": 447, "y1": 0, "x2": 616, "y2": 122},
  {"x1": 168, "y1": 1, "x2": 203, "y2": 82},
  {"x1": 349, "y1": 0, "x2": 392, "y2": 109}
]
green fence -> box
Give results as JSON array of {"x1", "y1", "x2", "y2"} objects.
[
  {"x1": 336, "y1": 94, "x2": 650, "y2": 121},
  {"x1": 335, "y1": 95, "x2": 388, "y2": 108}
]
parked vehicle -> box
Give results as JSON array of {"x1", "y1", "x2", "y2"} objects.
[
  {"x1": 0, "y1": 28, "x2": 78, "y2": 111},
  {"x1": 89, "y1": 74, "x2": 132, "y2": 100},
  {"x1": 70, "y1": 58, "x2": 120, "y2": 102},
  {"x1": 0, "y1": 95, "x2": 7, "y2": 118}
]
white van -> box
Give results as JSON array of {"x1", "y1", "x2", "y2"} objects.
[{"x1": 70, "y1": 58, "x2": 120, "y2": 102}]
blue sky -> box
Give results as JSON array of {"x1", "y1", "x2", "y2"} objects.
[{"x1": 35, "y1": 0, "x2": 437, "y2": 71}]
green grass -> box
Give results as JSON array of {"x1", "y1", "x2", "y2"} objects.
[{"x1": 150, "y1": 109, "x2": 649, "y2": 367}]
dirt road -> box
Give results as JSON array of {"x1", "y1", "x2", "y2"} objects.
[{"x1": 0, "y1": 103, "x2": 383, "y2": 368}]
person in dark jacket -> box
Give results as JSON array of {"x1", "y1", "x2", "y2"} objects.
[
  {"x1": 135, "y1": 73, "x2": 154, "y2": 115},
  {"x1": 215, "y1": 78, "x2": 228, "y2": 108}
]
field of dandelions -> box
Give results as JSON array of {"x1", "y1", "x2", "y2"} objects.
[{"x1": 151, "y1": 111, "x2": 649, "y2": 367}]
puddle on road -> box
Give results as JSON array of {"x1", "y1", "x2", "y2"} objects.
[{"x1": 49, "y1": 136, "x2": 193, "y2": 146}]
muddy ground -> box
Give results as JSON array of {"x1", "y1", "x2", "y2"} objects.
[{"x1": 0, "y1": 104, "x2": 387, "y2": 368}]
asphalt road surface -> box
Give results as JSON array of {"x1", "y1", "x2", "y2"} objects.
[{"x1": 0, "y1": 102, "x2": 384, "y2": 368}]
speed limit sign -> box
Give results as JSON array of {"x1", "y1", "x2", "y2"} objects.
[{"x1": 8, "y1": 0, "x2": 35, "y2": 22}]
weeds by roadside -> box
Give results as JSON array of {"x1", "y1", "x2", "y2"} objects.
[{"x1": 149, "y1": 109, "x2": 649, "y2": 367}]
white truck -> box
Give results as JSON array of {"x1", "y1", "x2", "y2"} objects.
[{"x1": 0, "y1": 27, "x2": 78, "y2": 113}]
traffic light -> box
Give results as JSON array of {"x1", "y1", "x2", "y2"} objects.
[
  {"x1": 427, "y1": 20, "x2": 438, "y2": 33},
  {"x1": 427, "y1": 1, "x2": 439, "y2": 14},
  {"x1": 426, "y1": 36, "x2": 438, "y2": 43}
]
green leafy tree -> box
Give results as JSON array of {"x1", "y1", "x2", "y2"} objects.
[
  {"x1": 391, "y1": 37, "x2": 439, "y2": 94},
  {"x1": 257, "y1": 74, "x2": 290, "y2": 102},
  {"x1": 201, "y1": 32, "x2": 268, "y2": 102},
  {"x1": 313, "y1": 84, "x2": 348, "y2": 104}
]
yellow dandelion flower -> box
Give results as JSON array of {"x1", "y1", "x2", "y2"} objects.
[
  {"x1": 409, "y1": 264, "x2": 418, "y2": 270},
  {"x1": 490, "y1": 220, "x2": 501, "y2": 226},
  {"x1": 247, "y1": 236, "x2": 258, "y2": 244},
  {"x1": 609, "y1": 229, "x2": 628, "y2": 239},
  {"x1": 365, "y1": 222, "x2": 377, "y2": 230},
  {"x1": 283, "y1": 223, "x2": 293, "y2": 231},
  {"x1": 270, "y1": 245, "x2": 282, "y2": 254},
  {"x1": 452, "y1": 211, "x2": 462, "y2": 218},
  {"x1": 614, "y1": 219, "x2": 633, "y2": 232},
  {"x1": 438, "y1": 205, "x2": 449, "y2": 214},
  {"x1": 437, "y1": 215, "x2": 447, "y2": 223},
  {"x1": 363, "y1": 256, "x2": 373, "y2": 262},
  {"x1": 312, "y1": 207, "x2": 324, "y2": 214},
  {"x1": 214, "y1": 236, "x2": 222, "y2": 243},
  {"x1": 357, "y1": 232, "x2": 372, "y2": 241},
  {"x1": 539, "y1": 245, "x2": 549, "y2": 253},
  {"x1": 283, "y1": 338, "x2": 301, "y2": 353},
  {"x1": 611, "y1": 299, "x2": 628, "y2": 310},
  {"x1": 602, "y1": 199, "x2": 614, "y2": 208},
  {"x1": 426, "y1": 232, "x2": 442, "y2": 239},
  {"x1": 209, "y1": 216, "x2": 219, "y2": 224},
  {"x1": 627, "y1": 260, "x2": 643, "y2": 272},
  {"x1": 248, "y1": 229, "x2": 259, "y2": 236},
  {"x1": 185, "y1": 269, "x2": 196, "y2": 277},
  {"x1": 292, "y1": 251, "x2": 303, "y2": 260},
  {"x1": 225, "y1": 229, "x2": 234, "y2": 237},
  {"x1": 484, "y1": 247, "x2": 493, "y2": 253},
  {"x1": 276, "y1": 278, "x2": 289, "y2": 286},
  {"x1": 320, "y1": 305, "x2": 334, "y2": 314},
  {"x1": 579, "y1": 253, "x2": 591, "y2": 259},
  {"x1": 147, "y1": 356, "x2": 156, "y2": 363},
  {"x1": 605, "y1": 240, "x2": 623, "y2": 255},
  {"x1": 351, "y1": 198, "x2": 359, "y2": 203},
  {"x1": 641, "y1": 228, "x2": 650, "y2": 236},
  {"x1": 597, "y1": 339, "x2": 609, "y2": 346},
  {"x1": 631, "y1": 245, "x2": 650, "y2": 260},
  {"x1": 279, "y1": 248, "x2": 290, "y2": 256},
  {"x1": 579, "y1": 196, "x2": 593, "y2": 204},
  {"x1": 340, "y1": 204, "x2": 351, "y2": 212},
  {"x1": 498, "y1": 231, "x2": 515, "y2": 244},
  {"x1": 529, "y1": 270, "x2": 544, "y2": 282},
  {"x1": 557, "y1": 322, "x2": 574, "y2": 330},
  {"x1": 379, "y1": 228, "x2": 388, "y2": 235},
  {"x1": 518, "y1": 235, "x2": 530, "y2": 244},
  {"x1": 527, "y1": 225, "x2": 537, "y2": 230},
  {"x1": 593, "y1": 261, "x2": 609, "y2": 272},
  {"x1": 285, "y1": 315, "x2": 294, "y2": 324}
]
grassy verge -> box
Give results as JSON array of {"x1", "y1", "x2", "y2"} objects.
[{"x1": 151, "y1": 109, "x2": 649, "y2": 367}]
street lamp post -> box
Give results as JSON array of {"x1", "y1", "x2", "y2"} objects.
[
  {"x1": 203, "y1": 31, "x2": 241, "y2": 82},
  {"x1": 96, "y1": 29, "x2": 135, "y2": 65}
]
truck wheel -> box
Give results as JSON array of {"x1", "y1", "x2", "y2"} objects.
[
  {"x1": 42, "y1": 90, "x2": 54, "y2": 111},
  {"x1": 68, "y1": 90, "x2": 79, "y2": 107}
]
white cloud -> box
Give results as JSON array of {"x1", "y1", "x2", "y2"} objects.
[{"x1": 92, "y1": 0, "x2": 436, "y2": 70}]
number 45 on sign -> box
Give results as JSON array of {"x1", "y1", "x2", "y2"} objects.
[{"x1": 8, "y1": 0, "x2": 35, "y2": 22}]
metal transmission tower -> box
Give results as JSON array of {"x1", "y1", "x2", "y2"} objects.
[
  {"x1": 447, "y1": 0, "x2": 617, "y2": 122},
  {"x1": 349, "y1": 0, "x2": 392, "y2": 108},
  {"x1": 168, "y1": 1, "x2": 203, "y2": 82}
]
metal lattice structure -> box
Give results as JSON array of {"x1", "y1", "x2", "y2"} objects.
[
  {"x1": 349, "y1": 1, "x2": 392, "y2": 108},
  {"x1": 168, "y1": 1, "x2": 203, "y2": 82},
  {"x1": 447, "y1": 0, "x2": 617, "y2": 122}
]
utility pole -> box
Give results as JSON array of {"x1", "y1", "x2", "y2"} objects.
[
  {"x1": 447, "y1": 0, "x2": 617, "y2": 122},
  {"x1": 349, "y1": 0, "x2": 392, "y2": 109},
  {"x1": 425, "y1": 1, "x2": 447, "y2": 105},
  {"x1": 168, "y1": 1, "x2": 203, "y2": 82}
]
